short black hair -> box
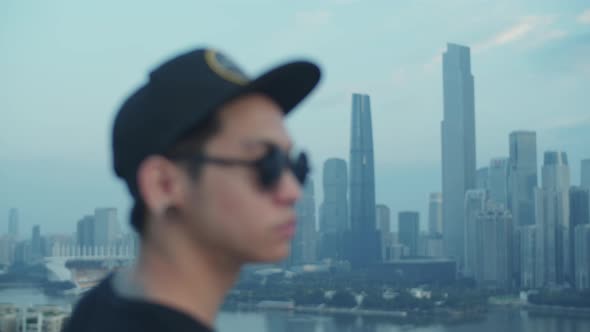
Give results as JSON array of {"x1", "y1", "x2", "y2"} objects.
[{"x1": 131, "y1": 111, "x2": 222, "y2": 235}]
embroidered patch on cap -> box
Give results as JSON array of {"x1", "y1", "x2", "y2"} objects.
[{"x1": 204, "y1": 49, "x2": 249, "y2": 85}]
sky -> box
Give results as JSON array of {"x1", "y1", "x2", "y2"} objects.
[{"x1": 1, "y1": 0, "x2": 589, "y2": 237}]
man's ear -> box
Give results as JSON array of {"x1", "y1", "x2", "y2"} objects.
[{"x1": 136, "y1": 156, "x2": 188, "y2": 219}]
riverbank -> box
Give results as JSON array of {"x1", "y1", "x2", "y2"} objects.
[
  {"x1": 523, "y1": 304, "x2": 590, "y2": 318},
  {"x1": 224, "y1": 301, "x2": 486, "y2": 324},
  {"x1": 488, "y1": 296, "x2": 590, "y2": 318}
]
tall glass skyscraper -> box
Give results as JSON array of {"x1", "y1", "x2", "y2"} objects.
[
  {"x1": 398, "y1": 211, "x2": 420, "y2": 257},
  {"x1": 345, "y1": 93, "x2": 380, "y2": 267},
  {"x1": 319, "y1": 158, "x2": 348, "y2": 260},
  {"x1": 292, "y1": 178, "x2": 317, "y2": 265},
  {"x1": 489, "y1": 157, "x2": 509, "y2": 209},
  {"x1": 464, "y1": 189, "x2": 487, "y2": 277},
  {"x1": 441, "y1": 43, "x2": 476, "y2": 269},
  {"x1": 428, "y1": 193, "x2": 443, "y2": 236},
  {"x1": 535, "y1": 151, "x2": 571, "y2": 286},
  {"x1": 508, "y1": 131, "x2": 538, "y2": 227},
  {"x1": 320, "y1": 158, "x2": 348, "y2": 234}
]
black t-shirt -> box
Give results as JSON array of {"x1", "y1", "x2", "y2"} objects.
[{"x1": 64, "y1": 275, "x2": 213, "y2": 332}]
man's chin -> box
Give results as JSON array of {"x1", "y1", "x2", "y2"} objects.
[{"x1": 248, "y1": 244, "x2": 291, "y2": 264}]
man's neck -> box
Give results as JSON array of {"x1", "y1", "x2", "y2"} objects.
[{"x1": 131, "y1": 238, "x2": 241, "y2": 328}]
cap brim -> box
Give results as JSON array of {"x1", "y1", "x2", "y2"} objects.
[{"x1": 243, "y1": 61, "x2": 321, "y2": 115}]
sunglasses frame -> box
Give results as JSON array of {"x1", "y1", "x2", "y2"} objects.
[{"x1": 168, "y1": 143, "x2": 309, "y2": 190}]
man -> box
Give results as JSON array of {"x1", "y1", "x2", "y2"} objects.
[{"x1": 65, "y1": 48, "x2": 321, "y2": 332}]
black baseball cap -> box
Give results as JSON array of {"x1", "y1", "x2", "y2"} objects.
[{"x1": 112, "y1": 47, "x2": 321, "y2": 199}]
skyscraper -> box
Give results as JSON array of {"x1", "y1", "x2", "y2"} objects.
[
  {"x1": 320, "y1": 159, "x2": 348, "y2": 233},
  {"x1": 76, "y1": 215, "x2": 95, "y2": 248},
  {"x1": 376, "y1": 204, "x2": 392, "y2": 260},
  {"x1": 508, "y1": 131, "x2": 538, "y2": 227},
  {"x1": 31, "y1": 225, "x2": 42, "y2": 259},
  {"x1": 376, "y1": 204, "x2": 391, "y2": 234},
  {"x1": 474, "y1": 208, "x2": 512, "y2": 289},
  {"x1": 464, "y1": 189, "x2": 487, "y2": 277},
  {"x1": 291, "y1": 177, "x2": 317, "y2": 265},
  {"x1": 94, "y1": 208, "x2": 120, "y2": 248},
  {"x1": 582, "y1": 159, "x2": 590, "y2": 223},
  {"x1": 8, "y1": 208, "x2": 18, "y2": 239},
  {"x1": 520, "y1": 224, "x2": 538, "y2": 288},
  {"x1": 319, "y1": 158, "x2": 348, "y2": 260},
  {"x1": 489, "y1": 158, "x2": 509, "y2": 209},
  {"x1": 582, "y1": 159, "x2": 590, "y2": 189},
  {"x1": 398, "y1": 212, "x2": 419, "y2": 257},
  {"x1": 476, "y1": 167, "x2": 489, "y2": 190},
  {"x1": 346, "y1": 93, "x2": 381, "y2": 267},
  {"x1": 428, "y1": 193, "x2": 443, "y2": 236},
  {"x1": 570, "y1": 187, "x2": 590, "y2": 228},
  {"x1": 570, "y1": 186, "x2": 589, "y2": 286},
  {"x1": 535, "y1": 151, "x2": 571, "y2": 286},
  {"x1": 574, "y1": 224, "x2": 590, "y2": 289},
  {"x1": 441, "y1": 43, "x2": 476, "y2": 269}
]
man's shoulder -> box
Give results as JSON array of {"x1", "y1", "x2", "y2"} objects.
[
  {"x1": 64, "y1": 276, "x2": 143, "y2": 332},
  {"x1": 64, "y1": 275, "x2": 213, "y2": 332}
]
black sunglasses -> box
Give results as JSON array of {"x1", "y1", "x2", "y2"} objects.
[{"x1": 171, "y1": 143, "x2": 309, "y2": 190}]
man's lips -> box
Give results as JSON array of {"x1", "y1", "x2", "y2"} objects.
[{"x1": 276, "y1": 218, "x2": 296, "y2": 238}]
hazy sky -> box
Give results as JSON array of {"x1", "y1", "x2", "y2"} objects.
[{"x1": 2, "y1": 0, "x2": 589, "y2": 237}]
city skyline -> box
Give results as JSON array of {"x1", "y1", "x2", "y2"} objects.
[{"x1": 2, "y1": 2, "x2": 589, "y2": 236}]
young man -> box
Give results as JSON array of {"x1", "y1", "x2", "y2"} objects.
[{"x1": 64, "y1": 48, "x2": 321, "y2": 332}]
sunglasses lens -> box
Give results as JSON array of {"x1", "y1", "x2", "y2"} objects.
[
  {"x1": 292, "y1": 152, "x2": 309, "y2": 185},
  {"x1": 257, "y1": 146, "x2": 309, "y2": 190},
  {"x1": 258, "y1": 147, "x2": 283, "y2": 189}
]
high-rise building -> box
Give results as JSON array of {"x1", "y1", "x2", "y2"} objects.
[
  {"x1": 8, "y1": 208, "x2": 18, "y2": 239},
  {"x1": 31, "y1": 225, "x2": 43, "y2": 259},
  {"x1": 520, "y1": 224, "x2": 538, "y2": 288},
  {"x1": 508, "y1": 131, "x2": 537, "y2": 287},
  {"x1": 489, "y1": 158, "x2": 509, "y2": 209},
  {"x1": 76, "y1": 215, "x2": 95, "y2": 248},
  {"x1": 474, "y1": 208, "x2": 512, "y2": 289},
  {"x1": 0, "y1": 235, "x2": 16, "y2": 267},
  {"x1": 398, "y1": 212, "x2": 419, "y2": 257},
  {"x1": 318, "y1": 158, "x2": 348, "y2": 260},
  {"x1": 425, "y1": 234, "x2": 444, "y2": 258},
  {"x1": 94, "y1": 208, "x2": 120, "y2": 248},
  {"x1": 428, "y1": 193, "x2": 443, "y2": 236},
  {"x1": 13, "y1": 240, "x2": 32, "y2": 265},
  {"x1": 582, "y1": 159, "x2": 590, "y2": 189},
  {"x1": 570, "y1": 186, "x2": 589, "y2": 286},
  {"x1": 346, "y1": 93, "x2": 381, "y2": 267},
  {"x1": 376, "y1": 204, "x2": 391, "y2": 234},
  {"x1": 320, "y1": 158, "x2": 348, "y2": 233},
  {"x1": 535, "y1": 151, "x2": 571, "y2": 287},
  {"x1": 376, "y1": 204, "x2": 392, "y2": 260},
  {"x1": 476, "y1": 167, "x2": 489, "y2": 190},
  {"x1": 570, "y1": 187, "x2": 590, "y2": 228},
  {"x1": 574, "y1": 224, "x2": 590, "y2": 289},
  {"x1": 508, "y1": 131, "x2": 538, "y2": 227},
  {"x1": 441, "y1": 43, "x2": 476, "y2": 269},
  {"x1": 291, "y1": 178, "x2": 317, "y2": 265},
  {"x1": 582, "y1": 159, "x2": 590, "y2": 223},
  {"x1": 464, "y1": 189, "x2": 487, "y2": 277}
]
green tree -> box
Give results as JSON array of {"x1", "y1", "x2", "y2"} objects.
[{"x1": 328, "y1": 290, "x2": 357, "y2": 308}]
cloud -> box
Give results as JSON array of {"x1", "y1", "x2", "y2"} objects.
[
  {"x1": 294, "y1": 10, "x2": 333, "y2": 28},
  {"x1": 422, "y1": 47, "x2": 445, "y2": 73},
  {"x1": 473, "y1": 16, "x2": 556, "y2": 53},
  {"x1": 578, "y1": 9, "x2": 590, "y2": 24}
]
